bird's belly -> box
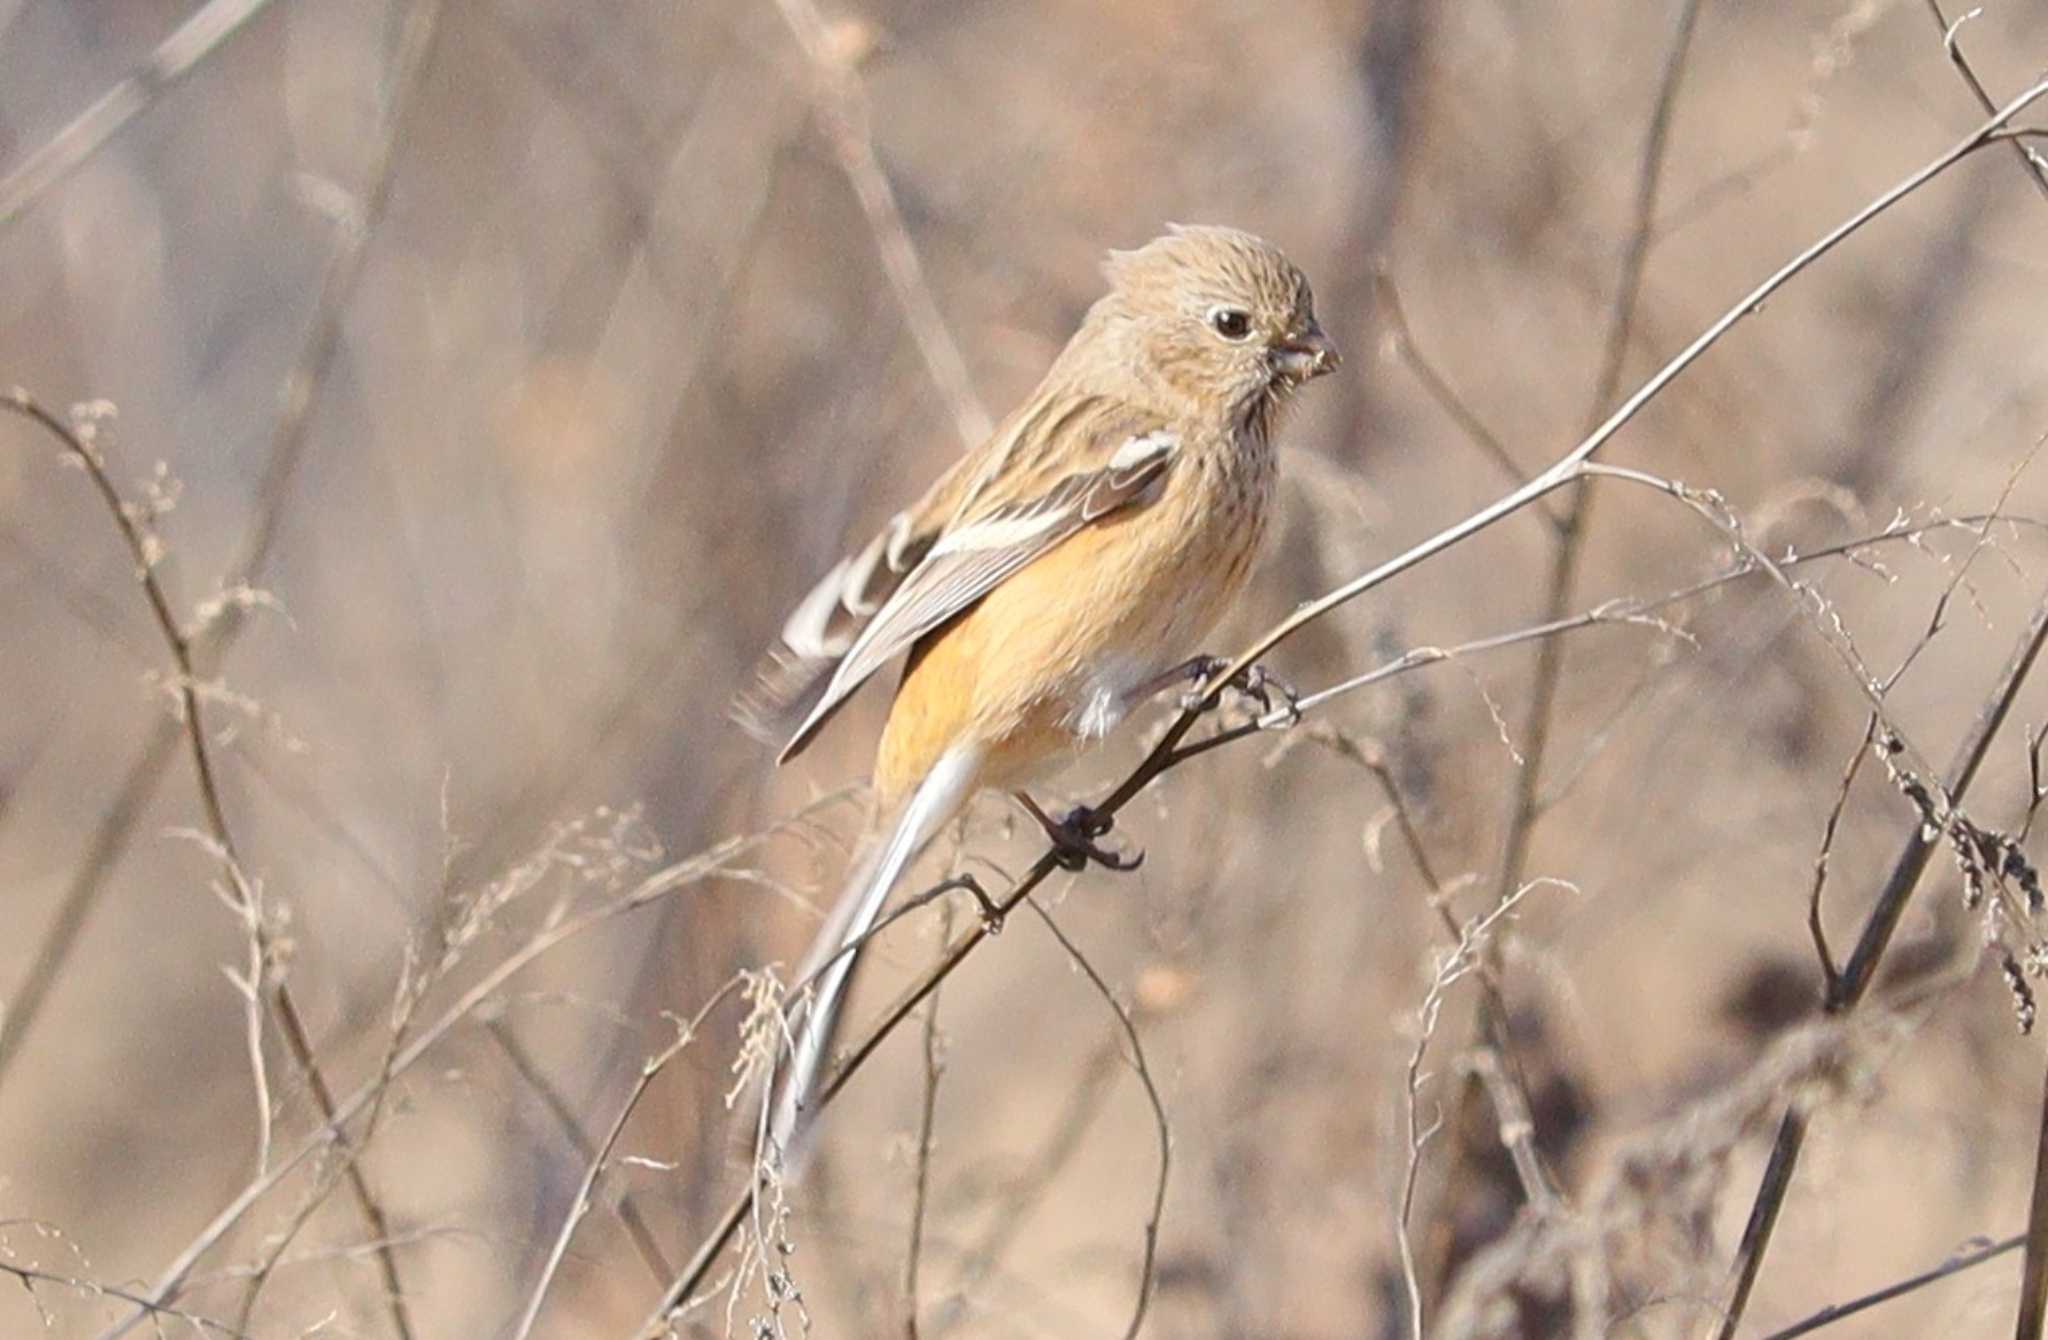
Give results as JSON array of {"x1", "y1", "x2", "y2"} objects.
[{"x1": 994, "y1": 520, "x2": 1257, "y2": 776}]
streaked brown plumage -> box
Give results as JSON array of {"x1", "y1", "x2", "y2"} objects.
[{"x1": 737, "y1": 225, "x2": 1337, "y2": 1156}]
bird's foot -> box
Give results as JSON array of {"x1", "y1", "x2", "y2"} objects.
[
  {"x1": 1231, "y1": 662, "x2": 1302, "y2": 728},
  {"x1": 1016, "y1": 794, "x2": 1143, "y2": 872},
  {"x1": 1176, "y1": 655, "x2": 1301, "y2": 727}
]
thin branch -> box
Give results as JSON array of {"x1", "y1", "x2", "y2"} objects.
[
  {"x1": 645, "y1": 499, "x2": 2048, "y2": 1330},
  {"x1": 0, "y1": 724, "x2": 178, "y2": 1088},
  {"x1": 0, "y1": 1260, "x2": 250, "y2": 1338},
  {"x1": 1, "y1": 390, "x2": 425, "y2": 1340},
  {"x1": 1714, "y1": 588, "x2": 2048, "y2": 1339},
  {"x1": 1808, "y1": 717, "x2": 1877, "y2": 995},
  {"x1": 237, "y1": 804, "x2": 458, "y2": 1339},
  {"x1": 1193, "y1": 78, "x2": 2048, "y2": 716},
  {"x1": 2023, "y1": 724, "x2": 2048, "y2": 844},
  {"x1": 1269, "y1": 718, "x2": 1552, "y2": 1205},
  {"x1": 0, "y1": 398, "x2": 237, "y2": 859},
  {"x1": 768, "y1": 0, "x2": 991, "y2": 447},
  {"x1": 186, "y1": 1226, "x2": 469, "y2": 1289},
  {"x1": 1431, "y1": 9, "x2": 1702, "y2": 1292},
  {"x1": 1757, "y1": 1233, "x2": 2024, "y2": 1340},
  {"x1": 230, "y1": 1131, "x2": 373, "y2": 1337},
  {"x1": 512, "y1": 979, "x2": 745, "y2": 1340},
  {"x1": 1923, "y1": 0, "x2": 2048, "y2": 202},
  {"x1": 5, "y1": 7, "x2": 446, "y2": 1332},
  {"x1": 488, "y1": 1020, "x2": 675, "y2": 1286},
  {"x1": 1461, "y1": 1045, "x2": 1563, "y2": 1215},
  {"x1": 1490, "y1": 0, "x2": 1703, "y2": 915},
  {"x1": 2020, "y1": 1056, "x2": 2048, "y2": 1340},
  {"x1": 1583, "y1": 460, "x2": 1981, "y2": 769},
  {"x1": 92, "y1": 797, "x2": 832, "y2": 1340},
  {"x1": 1397, "y1": 879, "x2": 1562, "y2": 1339},
  {"x1": 1274, "y1": 723, "x2": 1467, "y2": 945},
  {"x1": 0, "y1": 0, "x2": 446, "y2": 1104},
  {"x1": 1372, "y1": 268, "x2": 1556, "y2": 523},
  {"x1": 0, "y1": 0, "x2": 280, "y2": 230},
  {"x1": 902, "y1": 900, "x2": 953, "y2": 1340},
  {"x1": 1243, "y1": 510, "x2": 2042, "y2": 737},
  {"x1": 1023, "y1": 901, "x2": 1170, "y2": 1340}
]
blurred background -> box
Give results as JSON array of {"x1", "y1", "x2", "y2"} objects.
[{"x1": 5, "y1": 0, "x2": 2048, "y2": 1335}]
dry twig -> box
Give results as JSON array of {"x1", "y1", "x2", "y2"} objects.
[
  {"x1": 0, "y1": 0, "x2": 280, "y2": 229},
  {"x1": 0, "y1": 1260, "x2": 251, "y2": 1338},
  {"x1": 768, "y1": 0, "x2": 991, "y2": 448},
  {"x1": 1024, "y1": 901, "x2": 1171, "y2": 1340},
  {"x1": 488, "y1": 1020, "x2": 676, "y2": 1286},
  {"x1": 0, "y1": 0, "x2": 449, "y2": 1103},
  {"x1": 512, "y1": 979, "x2": 746, "y2": 1340},
  {"x1": 1, "y1": 390, "x2": 419, "y2": 1340},
  {"x1": 1397, "y1": 879, "x2": 1564, "y2": 1340},
  {"x1": 1435, "y1": 0, "x2": 1701, "y2": 1301},
  {"x1": 1923, "y1": 0, "x2": 2048, "y2": 202},
  {"x1": 88, "y1": 795, "x2": 837, "y2": 1339},
  {"x1": 1713, "y1": 590, "x2": 2048, "y2": 1337},
  {"x1": 2019, "y1": 1063, "x2": 2048, "y2": 1340},
  {"x1": 1759, "y1": 1231, "x2": 2024, "y2": 1339},
  {"x1": 901, "y1": 898, "x2": 953, "y2": 1340}
]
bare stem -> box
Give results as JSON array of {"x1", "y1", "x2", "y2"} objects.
[
  {"x1": 1923, "y1": 0, "x2": 2048, "y2": 202},
  {"x1": 768, "y1": 0, "x2": 991, "y2": 448},
  {"x1": 512, "y1": 979, "x2": 744, "y2": 1340},
  {"x1": 89, "y1": 798, "x2": 828, "y2": 1339},
  {"x1": 901, "y1": 900, "x2": 952, "y2": 1340},
  {"x1": 0, "y1": 0, "x2": 448, "y2": 1110},
  {"x1": 488, "y1": 1019, "x2": 675, "y2": 1285},
  {"x1": 1713, "y1": 589, "x2": 2048, "y2": 1338},
  {"x1": 1758, "y1": 1231, "x2": 2024, "y2": 1339},
  {"x1": 1025, "y1": 902, "x2": 1171, "y2": 1340},
  {"x1": 2019, "y1": 1056, "x2": 2048, "y2": 1340},
  {"x1": 0, "y1": 0, "x2": 280, "y2": 230}
]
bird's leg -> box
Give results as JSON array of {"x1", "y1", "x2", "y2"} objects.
[
  {"x1": 1133, "y1": 653, "x2": 1228, "y2": 707},
  {"x1": 1146, "y1": 654, "x2": 1301, "y2": 725},
  {"x1": 1013, "y1": 792, "x2": 1144, "y2": 872}
]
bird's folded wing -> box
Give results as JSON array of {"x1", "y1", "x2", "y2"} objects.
[
  {"x1": 731, "y1": 507, "x2": 934, "y2": 748},
  {"x1": 738, "y1": 409, "x2": 1178, "y2": 763}
]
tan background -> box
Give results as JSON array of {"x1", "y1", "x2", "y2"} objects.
[{"x1": 4, "y1": 0, "x2": 2048, "y2": 1336}]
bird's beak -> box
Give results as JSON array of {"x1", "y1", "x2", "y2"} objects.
[{"x1": 1273, "y1": 321, "x2": 1340, "y2": 382}]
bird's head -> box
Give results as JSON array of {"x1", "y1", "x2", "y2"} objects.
[{"x1": 1093, "y1": 224, "x2": 1337, "y2": 427}]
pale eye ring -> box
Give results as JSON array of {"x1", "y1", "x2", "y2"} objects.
[{"x1": 1208, "y1": 306, "x2": 1253, "y2": 341}]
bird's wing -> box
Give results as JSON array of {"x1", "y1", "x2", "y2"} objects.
[
  {"x1": 737, "y1": 402, "x2": 1177, "y2": 763},
  {"x1": 731, "y1": 431, "x2": 985, "y2": 752}
]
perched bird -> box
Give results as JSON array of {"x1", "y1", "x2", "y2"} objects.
[{"x1": 737, "y1": 224, "x2": 1338, "y2": 1156}]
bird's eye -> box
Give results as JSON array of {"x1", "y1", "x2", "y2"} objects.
[{"x1": 1208, "y1": 306, "x2": 1253, "y2": 341}]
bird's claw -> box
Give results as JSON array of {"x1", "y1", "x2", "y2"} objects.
[
  {"x1": 1235, "y1": 663, "x2": 1302, "y2": 728},
  {"x1": 1037, "y1": 804, "x2": 1143, "y2": 873},
  {"x1": 1179, "y1": 656, "x2": 1300, "y2": 727}
]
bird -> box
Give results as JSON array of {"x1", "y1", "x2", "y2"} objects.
[{"x1": 735, "y1": 224, "x2": 1338, "y2": 1159}]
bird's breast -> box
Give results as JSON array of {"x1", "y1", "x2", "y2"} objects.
[{"x1": 1047, "y1": 437, "x2": 1275, "y2": 725}]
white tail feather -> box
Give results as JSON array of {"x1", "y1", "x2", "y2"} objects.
[{"x1": 768, "y1": 745, "x2": 983, "y2": 1163}]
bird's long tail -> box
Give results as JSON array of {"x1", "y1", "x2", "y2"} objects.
[{"x1": 768, "y1": 744, "x2": 982, "y2": 1163}]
